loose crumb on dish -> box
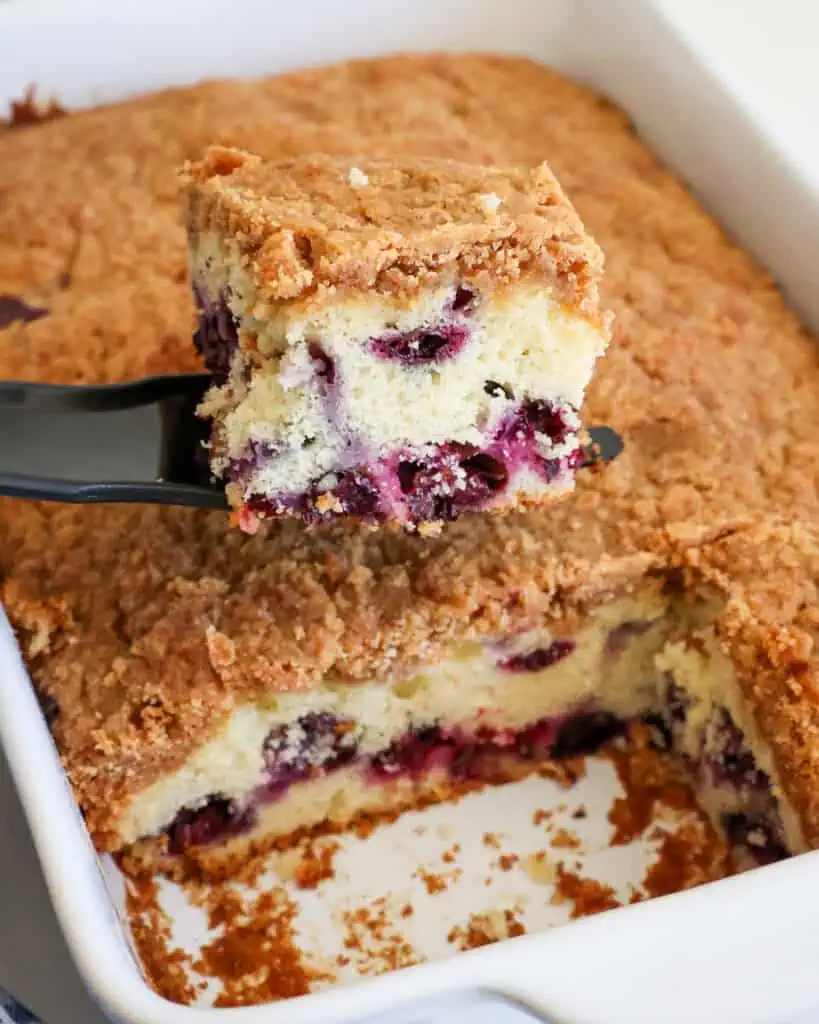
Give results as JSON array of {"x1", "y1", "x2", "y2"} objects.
[
  {"x1": 642, "y1": 821, "x2": 734, "y2": 898},
  {"x1": 125, "y1": 876, "x2": 197, "y2": 1005},
  {"x1": 521, "y1": 850, "x2": 556, "y2": 885},
  {"x1": 4, "y1": 86, "x2": 67, "y2": 129},
  {"x1": 414, "y1": 863, "x2": 462, "y2": 894},
  {"x1": 551, "y1": 864, "x2": 621, "y2": 918},
  {"x1": 340, "y1": 898, "x2": 419, "y2": 974},
  {"x1": 290, "y1": 838, "x2": 340, "y2": 890},
  {"x1": 193, "y1": 885, "x2": 328, "y2": 1007},
  {"x1": 550, "y1": 827, "x2": 581, "y2": 850},
  {"x1": 605, "y1": 724, "x2": 698, "y2": 845},
  {"x1": 446, "y1": 909, "x2": 525, "y2": 951}
]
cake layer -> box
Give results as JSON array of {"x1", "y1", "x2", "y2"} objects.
[{"x1": 184, "y1": 149, "x2": 610, "y2": 530}]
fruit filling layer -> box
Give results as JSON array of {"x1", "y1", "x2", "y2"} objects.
[
  {"x1": 165, "y1": 708, "x2": 627, "y2": 855},
  {"x1": 190, "y1": 263, "x2": 607, "y2": 529}
]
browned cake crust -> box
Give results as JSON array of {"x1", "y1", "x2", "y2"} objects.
[
  {"x1": 184, "y1": 146, "x2": 604, "y2": 313},
  {"x1": 1, "y1": 54, "x2": 819, "y2": 850}
]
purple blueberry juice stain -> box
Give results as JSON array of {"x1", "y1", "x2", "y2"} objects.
[
  {"x1": 450, "y1": 285, "x2": 476, "y2": 314},
  {"x1": 496, "y1": 638, "x2": 576, "y2": 673},
  {"x1": 370, "y1": 322, "x2": 469, "y2": 366},
  {"x1": 308, "y1": 341, "x2": 336, "y2": 385},
  {"x1": 162, "y1": 707, "x2": 632, "y2": 851},
  {"x1": 710, "y1": 708, "x2": 770, "y2": 792},
  {"x1": 228, "y1": 437, "x2": 280, "y2": 485},
  {"x1": 262, "y1": 712, "x2": 356, "y2": 790},
  {"x1": 0, "y1": 294, "x2": 49, "y2": 329},
  {"x1": 487, "y1": 397, "x2": 580, "y2": 487},
  {"x1": 397, "y1": 442, "x2": 509, "y2": 521},
  {"x1": 166, "y1": 796, "x2": 256, "y2": 853},
  {"x1": 550, "y1": 711, "x2": 626, "y2": 758},
  {"x1": 496, "y1": 399, "x2": 573, "y2": 453},
  {"x1": 193, "y1": 287, "x2": 238, "y2": 385},
  {"x1": 313, "y1": 470, "x2": 381, "y2": 521},
  {"x1": 248, "y1": 470, "x2": 383, "y2": 525},
  {"x1": 367, "y1": 709, "x2": 626, "y2": 785},
  {"x1": 720, "y1": 812, "x2": 790, "y2": 865}
]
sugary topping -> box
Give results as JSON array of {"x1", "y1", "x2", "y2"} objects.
[{"x1": 183, "y1": 147, "x2": 604, "y2": 311}]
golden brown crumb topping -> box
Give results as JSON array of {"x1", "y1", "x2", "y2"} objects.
[
  {"x1": 183, "y1": 146, "x2": 604, "y2": 312},
  {"x1": 0, "y1": 54, "x2": 818, "y2": 847}
]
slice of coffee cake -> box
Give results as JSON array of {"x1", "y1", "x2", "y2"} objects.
[{"x1": 183, "y1": 147, "x2": 611, "y2": 533}]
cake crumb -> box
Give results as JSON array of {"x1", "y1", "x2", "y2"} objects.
[
  {"x1": 340, "y1": 898, "x2": 418, "y2": 974},
  {"x1": 606, "y1": 725, "x2": 699, "y2": 845},
  {"x1": 478, "y1": 192, "x2": 503, "y2": 215},
  {"x1": 643, "y1": 820, "x2": 733, "y2": 898},
  {"x1": 355, "y1": 819, "x2": 377, "y2": 840},
  {"x1": 533, "y1": 809, "x2": 552, "y2": 826},
  {"x1": 296, "y1": 839, "x2": 340, "y2": 890},
  {"x1": 125, "y1": 876, "x2": 196, "y2": 1005},
  {"x1": 552, "y1": 864, "x2": 621, "y2": 919},
  {"x1": 414, "y1": 864, "x2": 460, "y2": 894},
  {"x1": 271, "y1": 837, "x2": 339, "y2": 889},
  {"x1": 482, "y1": 832, "x2": 502, "y2": 849},
  {"x1": 315, "y1": 492, "x2": 343, "y2": 515},
  {"x1": 538, "y1": 760, "x2": 586, "y2": 788},
  {"x1": 6, "y1": 86, "x2": 66, "y2": 129},
  {"x1": 571, "y1": 807, "x2": 588, "y2": 820},
  {"x1": 550, "y1": 828, "x2": 581, "y2": 850},
  {"x1": 347, "y1": 166, "x2": 370, "y2": 188},
  {"x1": 522, "y1": 850, "x2": 556, "y2": 885},
  {"x1": 192, "y1": 885, "x2": 327, "y2": 1006},
  {"x1": 495, "y1": 853, "x2": 519, "y2": 872},
  {"x1": 205, "y1": 625, "x2": 236, "y2": 669},
  {"x1": 447, "y1": 909, "x2": 525, "y2": 951}
]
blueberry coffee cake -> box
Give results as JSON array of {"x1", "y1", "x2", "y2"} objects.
[
  {"x1": 116, "y1": 519, "x2": 819, "y2": 872},
  {"x1": 2, "y1": 54, "x2": 819, "y2": 886},
  {"x1": 184, "y1": 147, "x2": 610, "y2": 533}
]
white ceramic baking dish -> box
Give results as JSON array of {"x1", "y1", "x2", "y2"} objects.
[{"x1": 2, "y1": 1, "x2": 819, "y2": 1022}]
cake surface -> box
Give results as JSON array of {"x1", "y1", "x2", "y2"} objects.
[
  {"x1": 1, "y1": 55, "x2": 819, "y2": 876},
  {"x1": 184, "y1": 147, "x2": 610, "y2": 530}
]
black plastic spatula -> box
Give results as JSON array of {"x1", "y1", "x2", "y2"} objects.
[{"x1": 0, "y1": 375, "x2": 623, "y2": 510}]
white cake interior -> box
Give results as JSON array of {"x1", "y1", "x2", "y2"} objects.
[{"x1": 191, "y1": 230, "x2": 607, "y2": 520}]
